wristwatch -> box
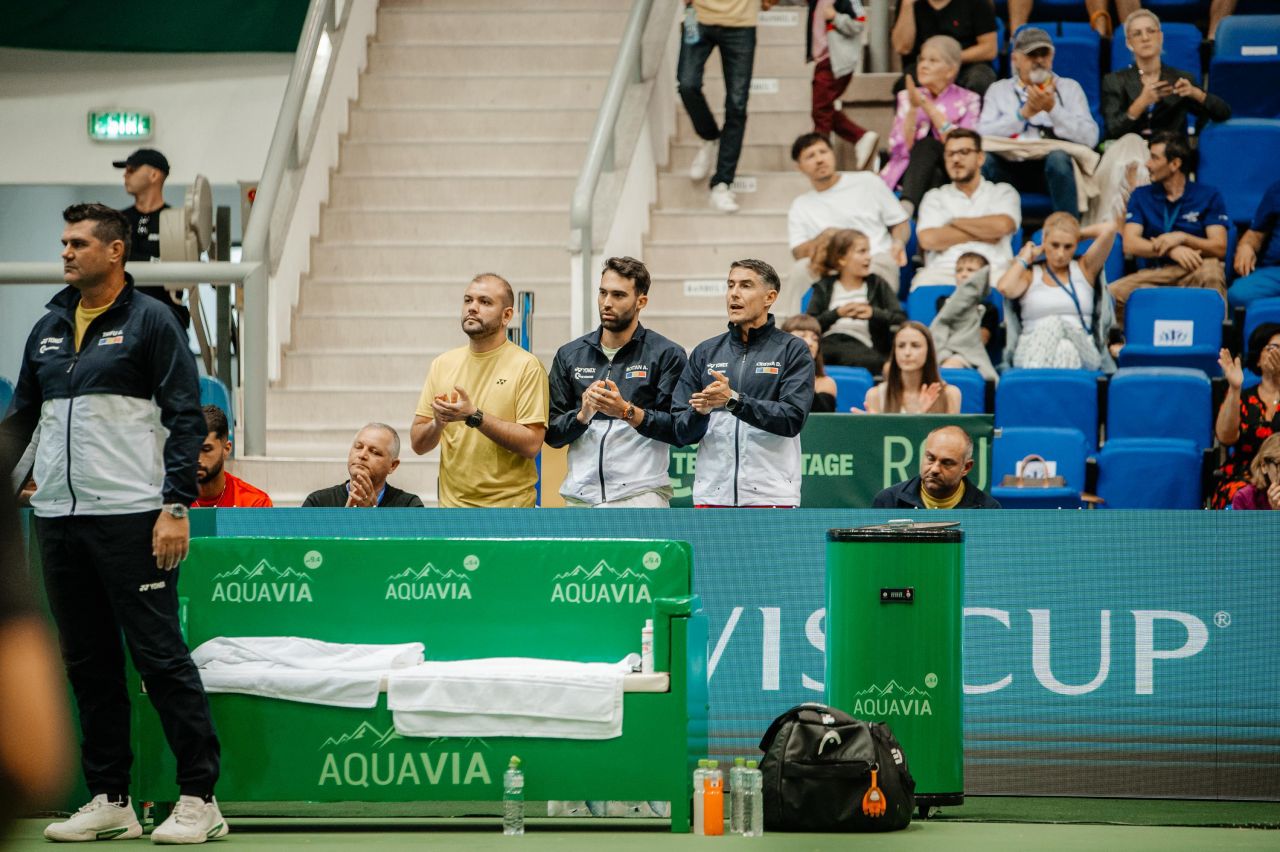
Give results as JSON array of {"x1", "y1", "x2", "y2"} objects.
[
  {"x1": 623, "y1": 403, "x2": 635, "y2": 423},
  {"x1": 725, "y1": 390, "x2": 741, "y2": 413},
  {"x1": 163, "y1": 503, "x2": 189, "y2": 519},
  {"x1": 465, "y1": 409, "x2": 485, "y2": 428}
]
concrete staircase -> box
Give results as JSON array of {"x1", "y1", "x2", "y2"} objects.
[
  {"x1": 642, "y1": 7, "x2": 896, "y2": 352},
  {"x1": 244, "y1": 0, "x2": 633, "y2": 505}
]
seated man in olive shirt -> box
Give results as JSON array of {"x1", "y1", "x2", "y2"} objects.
[{"x1": 873, "y1": 425, "x2": 1000, "y2": 509}]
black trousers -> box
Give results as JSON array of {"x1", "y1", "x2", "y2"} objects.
[
  {"x1": 899, "y1": 135, "x2": 947, "y2": 211},
  {"x1": 36, "y1": 511, "x2": 219, "y2": 798},
  {"x1": 821, "y1": 333, "x2": 888, "y2": 374}
]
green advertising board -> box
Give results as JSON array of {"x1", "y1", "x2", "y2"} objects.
[{"x1": 668, "y1": 414, "x2": 994, "y2": 507}]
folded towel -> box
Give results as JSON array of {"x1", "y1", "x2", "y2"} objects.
[
  {"x1": 388, "y1": 655, "x2": 638, "y2": 740},
  {"x1": 192, "y1": 636, "x2": 425, "y2": 709}
]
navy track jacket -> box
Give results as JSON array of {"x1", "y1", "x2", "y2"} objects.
[
  {"x1": 0, "y1": 277, "x2": 204, "y2": 516},
  {"x1": 546, "y1": 324, "x2": 689, "y2": 505},
  {"x1": 673, "y1": 316, "x2": 815, "y2": 506}
]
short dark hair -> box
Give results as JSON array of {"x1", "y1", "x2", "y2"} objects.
[
  {"x1": 602, "y1": 256, "x2": 651, "y2": 296},
  {"x1": 790, "y1": 132, "x2": 831, "y2": 162},
  {"x1": 944, "y1": 128, "x2": 982, "y2": 152},
  {"x1": 730, "y1": 258, "x2": 782, "y2": 293},
  {"x1": 203, "y1": 405, "x2": 230, "y2": 441},
  {"x1": 63, "y1": 203, "x2": 131, "y2": 261},
  {"x1": 1151, "y1": 132, "x2": 1195, "y2": 174},
  {"x1": 956, "y1": 251, "x2": 989, "y2": 269},
  {"x1": 471, "y1": 272, "x2": 514, "y2": 309}
]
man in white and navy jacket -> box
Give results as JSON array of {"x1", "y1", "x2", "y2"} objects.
[
  {"x1": 673, "y1": 259, "x2": 815, "y2": 507},
  {"x1": 0, "y1": 204, "x2": 227, "y2": 844},
  {"x1": 546, "y1": 257, "x2": 689, "y2": 507}
]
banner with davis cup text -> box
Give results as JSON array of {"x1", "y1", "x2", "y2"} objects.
[{"x1": 667, "y1": 414, "x2": 994, "y2": 507}]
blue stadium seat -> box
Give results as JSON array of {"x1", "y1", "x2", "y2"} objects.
[
  {"x1": 1209, "y1": 17, "x2": 1280, "y2": 119},
  {"x1": 991, "y1": 426, "x2": 1089, "y2": 509},
  {"x1": 1096, "y1": 437, "x2": 1203, "y2": 508},
  {"x1": 995, "y1": 368, "x2": 1102, "y2": 450},
  {"x1": 1243, "y1": 297, "x2": 1280, "y2": 344},
  {"x1": 199, "y1": 375, "x2": 234, "y2": 429},
  {"x1": 800, "y1": 285, "x2": 814, "y2": 314},
  {"x1": 908, "y1": 285, "x2": 955, "y2": 327},
  {"x1": 994, "y1": 16, "x2": 1006, "y2": 74},
  {"x1": 1024, "y1": 2, "x2": 1088, "y2": 22},
  {"x1": 1117, "y1": 288, "x2": 1225, "y2": 375},
  {"x1": 0, "y1": 376, "x2": 13, "y2": 417},
  {"x1": 899, "y1": 219, "x2": 919, "y2": 302},
  {"x1": 1031, "y1": 228, "x2": 1124, "y2": 284},
  {"x1": 824, "y1": 365, "x2": 875, "y2": 413},
  {"x1": 1111, "y1": 21, "x2": 1202, "y2": 81},
  {"x1": 1107, "y1": 366, "x2": 1213, "y2": 449},
  {"x1": 940, "y1": 367, "x2": 987, "y2": 414},
  {"x1": 1140, "y1": 0, "x2": 1212, "y2": 22},
  {"x1": 1198, "y1": 120, "x2": 1280, "y2": 225}
]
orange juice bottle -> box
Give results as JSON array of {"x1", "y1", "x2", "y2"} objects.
[{"x1": 703, "y1": 760, "x2": 724, "y2": 836}]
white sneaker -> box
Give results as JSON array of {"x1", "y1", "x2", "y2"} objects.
[
  {"x1": 150, "y1": 796, "x2": 228, "y2": 845},
  {"x1": 709, "y1": 183, "x2": 740, "y2": 213},
  {"x1": 44, "y1": 794, "x2": 143, "y2": 842},
  {"x1": 853, "y1": 131, "x2": 880, "y2": 171},
  {"x1": 689, "y1": 139, "x2": 718, "y2": 181}
]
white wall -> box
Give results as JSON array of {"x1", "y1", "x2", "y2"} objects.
[{"x1": 0, "y1": 48, "x2": 290, "y2": 185}]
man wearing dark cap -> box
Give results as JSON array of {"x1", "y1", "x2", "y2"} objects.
[
  {"x1": 114, "y1": 148, "x2": 189, "y2": 327},
  {"x1": 977, "y1": 28, "x2": 1099, "y2": 216}
]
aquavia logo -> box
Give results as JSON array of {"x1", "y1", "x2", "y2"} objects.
[
  {"x1": 211, "y1": 559, "x2": 313, "y2": 603},
  {"x1": 385, "y1": 563, "x2": 473, "y2": 601},
  {"x1": 850, "y1": 679, "x2": 934, "y2": 718},
  {"x1": 317, "y1": 722, "x2": 492, "y2": 789},
  {"x1": 551, "y1": 559, "x2": 652, "y2": 605}
]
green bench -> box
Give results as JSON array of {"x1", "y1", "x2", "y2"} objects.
[{"x1": 131, "y1": 537, "x2": 708, "y2": 832}]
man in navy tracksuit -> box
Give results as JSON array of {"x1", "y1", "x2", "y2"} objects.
[
  {"x1": 0, "y1": 204, "x2": 226, "y2": 843},
  {"x1": 673, "y1": 259, "x2": 815, "y2": 507},
  {"x1": 547, "y1": 257, "x2": 688, "y2": 507}
]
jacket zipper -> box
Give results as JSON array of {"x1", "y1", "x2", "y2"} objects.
[
  {"x1": 733, "y1": 340, "x2": 749, "y2": 507},
  {"x1": 597, "y1": 356, "x2": 617, "y2": 504},
  {"x1": 64, "y1": 352, "x2": 79, "y2": 514}
]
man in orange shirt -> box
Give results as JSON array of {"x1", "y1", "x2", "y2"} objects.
[{"x1": 193, "y1": 405, "x2": 272, "y2": 508}]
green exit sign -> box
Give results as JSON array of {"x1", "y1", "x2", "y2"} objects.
[{"x1": 88, "y1": 111, "x2": 153, "y2": 142}]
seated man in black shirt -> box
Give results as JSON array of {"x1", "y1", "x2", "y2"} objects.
[
  {"x1": 114, "y1": 148, "x2": 190, "y2": 328},
  {"x1": 891, "y1": 0, "x2": 997, "y2": 96},
  {"x1": 873, "y1": 425, "x2": 1001, "y2": 509},
  {"x1": 302, "y1": 423, "x2": 424, "y2": 507}
]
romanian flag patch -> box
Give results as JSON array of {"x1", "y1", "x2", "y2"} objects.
[
  {"x1": 755, "y1": 366, "x2": 779, "y2": 375},
  {"x1": 625, "y1": 370, "x2": 648, "y2": 379}
]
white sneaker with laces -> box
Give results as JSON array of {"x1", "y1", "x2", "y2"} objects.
[
  {"x1": 709, "y1": 183, "x2": 740, "y2": 213},
  {"x1": 44, "y1": 794, "x2": 143, "y2": 842},
  {"x1": 689, "y1": 139, "x2": 718, "y2": 181},
  {"x1": 150, "y1": 796, "x2": 229, "y2": 845},
  {"x1": 853, "y1": 131, "x2": 880, "y2": 171}
]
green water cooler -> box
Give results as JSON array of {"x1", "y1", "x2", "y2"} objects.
[{"x1": 825, "y1": 521, "x2": 964, "y2": 812}]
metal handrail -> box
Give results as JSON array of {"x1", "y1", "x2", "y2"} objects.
[
  {"x1": 568, "y1": 0, "x2": 657, "y2": 335},
  {"x1": 0, "y1": 263, "x2": 258, "y2": 286}
]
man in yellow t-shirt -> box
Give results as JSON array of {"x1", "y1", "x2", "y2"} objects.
[{"x1": 410, "y1": 273, "x2": 549, "y2": 507}]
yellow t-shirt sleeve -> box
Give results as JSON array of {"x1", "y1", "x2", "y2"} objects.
[
  {"x1": 414, "y1": 360, "x2": 439, "y2": 419},
  {"x1": 515, "y1": 356, "x2": 550, "y2": 426}
]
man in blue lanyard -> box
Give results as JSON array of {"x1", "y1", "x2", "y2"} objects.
[{"x1": 1109, "y1": 132, "x2": 1230, "y2": 324}]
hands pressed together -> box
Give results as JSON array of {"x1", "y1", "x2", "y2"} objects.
[
  {"x1": 577, "y1": 379, "x2": 631, "y2": 424},
  {"x1": 432, "y1": 386, "x2": 477, "y2": 424},
  {"x1": 691, "y1": 370, "x2": 733, "y2": 415}
]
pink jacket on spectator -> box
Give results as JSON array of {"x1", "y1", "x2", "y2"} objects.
[
  {"x1": 880, "y1": 83, "x2": 981, "y2": 191},
  {"x1": 1230, "y1": 484, "x2": 1273, "y2": 511}
]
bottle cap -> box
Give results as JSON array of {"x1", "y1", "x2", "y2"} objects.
[
  {"x1": 508, "y1": 755, "x2": 521, "y2": 768},
  {"x1": 708, "y1": 759, "x2": 719, "y2": 768},
  {"x1": 644, "y1": 618, "x2": 653, "y2": 629},
  {"x1": 734, "y1": 757, "x2": 746, "y2": 766},
  {"x1": 746, "y1": 760, "x2": 758, "y2": 769},
  {"x1": 698, "y1": 759, "x2": 709, "y2": 768}
]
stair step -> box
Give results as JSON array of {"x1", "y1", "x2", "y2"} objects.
[
  {"x1": 289, "y1": 315, "x2": 569, "y2": 353},
  {"x1": 648, "y1": 209, "x2": 788, "y2": 242},
  {"x1": 300, "y1": 276, "x2": 572, "y2": 314},
  {"x1": 268, "y1": 389, "x2": 432, "y2": 429},
  {"x1": 320, "y1": 208, "x2": 566, "y2": 243},
  {"x1": 381, "y1": 0, "x2": 633, "y2": 10},
  {"x1": 358, "y1": 74, "x2": 608, "y2": 109},
  {"x1": 347, "y1": 106, "x2": 598, "y2": 142},
  {"x1": 657, "y1": 172, "x2": 803, "y2": 210},
  {"x1": 309, "y1": 242, "x2": 568, "y2": 278},
  {"x1": 669, "y1": 140, "x2": 801, "y2": 174},
  {"x1": 374, "y1": 9, "x2": 631, "y2": 43},
  {"x1": 643, "y1": 239, "x2": 793, "y2": 280},
  {"x1": 231, "y1": 456, "x2": 439, "y2": 507},
  {"x1": 280, "y1": 349, "x2": 557, "y2": 382},
  {"x1": 339, "y1": 140, "x2": 587, "y2": 175},
  {"x1": 366, "y1": 42, "x2": 620, "y2": 75},
  {"x1": 329, "y1": 175, "x2": 576, "y2": 208}
]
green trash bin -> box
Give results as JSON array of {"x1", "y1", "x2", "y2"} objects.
[{"x1": 825, "y1": 521, "x2": 964, "y2": 812}]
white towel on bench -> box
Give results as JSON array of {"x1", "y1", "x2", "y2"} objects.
[
  {"x1": 388, "y1": 655, "x2": 638, "y2": 740},
  {"x1": 192, "y1": 636, "x2": 425, "y2": 709}
]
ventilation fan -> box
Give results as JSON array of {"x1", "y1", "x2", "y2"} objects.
[{"x1": 159, "y1": 174, "x2": 213, "y2": 261}]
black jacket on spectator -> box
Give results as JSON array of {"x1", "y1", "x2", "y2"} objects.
[
  {"x1": 302, "y1": 482, "x2": 424, "y2": 508},
  {"x1": 872, "y1": 475, "x2": 1001, "y2": 509},
  {"x1": 806, "y1": 273, "x2": 906, "y2": 355},
  {"x1": 1100, "y1": 65, "x2": 1232, "y2": 141}
]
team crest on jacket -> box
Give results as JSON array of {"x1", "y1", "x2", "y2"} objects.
[
  {"x1": 755, "y1": 360, "x2": 781, "y2": 375},
  {"x1": 624, "y1": 364, "x2": 648, "y2": 379}
]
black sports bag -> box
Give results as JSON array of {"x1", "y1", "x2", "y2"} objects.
[{"x1": 758, "y1": 702, "x2": 915, "y2": 832}]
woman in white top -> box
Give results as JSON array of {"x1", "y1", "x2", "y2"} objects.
[
  {"x1": 863, "y1": 321, "x2": 961, "y2": 414},
  {"x1": 999, "y1": 212, "x2": 1120, "y2": 370}
]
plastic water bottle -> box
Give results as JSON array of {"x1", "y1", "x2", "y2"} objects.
[
  {"x1": 641, "y1": 618, "x2": 654, "y2": 673},
  {"x1": 692, "y1": 759, "x2": 709, "y2": 835},
  {"x1": 503, "y1": 756, "x2": 524, "y2": 836},
  {"x1": 729, "y1": 757, "x2": 746, "y2": 834},
  {"x1": 743, "y1": 760, "x2": 764, "y2": 837},
  {"x1": 683, "y1": 4, "x2": 700, "y2": 45},
  {"x1": 704, "y1": 760, "x2": 724, "y2": 836}
]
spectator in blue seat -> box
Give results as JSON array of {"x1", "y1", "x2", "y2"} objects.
[
  {"x1": 978, "y1": 27, "x2": 1099, "y2": 217},
  {"x1": 1229, "y1": 179, "x2": 1280, "y2": 310},
  {"x1": 1230, "y1": 433, "x2": 1280, "y2": 511},
  {"x1": 1009, "y1": 0, "x2": 1132, "y2": 39},
  {"x1": 934, "y1": 252, "x2": 999, "y2": 381},
  {"x1": 872, "y1": 425, "x2": 1001, "y2": 508},
  {"x1": 999, "y1": 212, "x2": 1120, "y2": 370},
  {"x1": 1212, "y1": 323, "x2": 1280, "y2": 509},
  {"x1": 782, "y1": 314, "x2": 838, "y2": 413},
  {"x1": 1093, "y1": 9, "x2": 1232, "y2": 226},
  {"x1": 862, "y1": 321, "x2": 961, "y2": 413},
  {"x1": 804, "y1": 228, "x2": 907, "y2": 373}
]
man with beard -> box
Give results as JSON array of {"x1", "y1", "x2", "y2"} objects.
[
  {"x1": 302, "y1": 423, "x2": 422, "y2": 507},
  {"x1": 872, "y1": 425, "x2": 1000, "y2": 508},
  {"x1": 192, "y1": 405, "x2": 272, "y2": 508},
  {"x1": 410, "y1": 273, "x2": 549, "y2": 507},
  {"x1": 546, "y1": 257, "x2": 688, "y2": 508}
]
